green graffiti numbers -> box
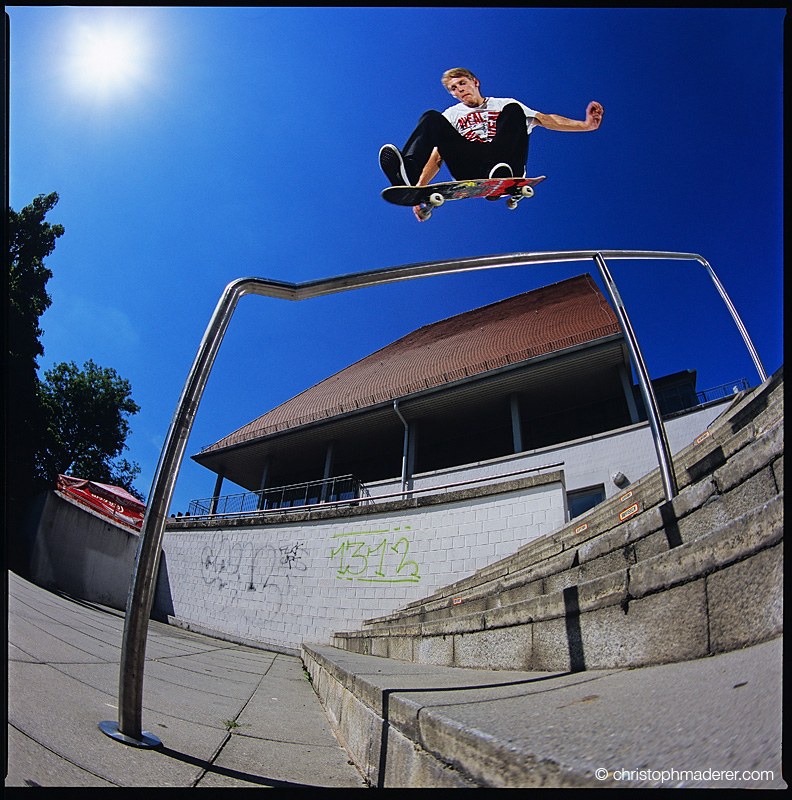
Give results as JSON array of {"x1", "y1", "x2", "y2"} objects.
[{"x1": 331, "y1": 528, "x2": 420, "y2": 583}]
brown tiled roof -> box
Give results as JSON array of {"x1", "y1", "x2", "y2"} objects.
[{"x1": 201, "y1": 274, "x2": 620, "y2": 453}]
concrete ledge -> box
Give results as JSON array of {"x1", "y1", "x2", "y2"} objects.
[{"x1": 302, "y1": 638, "x2": 784, "y2": 788}]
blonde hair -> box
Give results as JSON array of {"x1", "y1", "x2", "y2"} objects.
[{"x1": 441, "y1": 68, "x2": 479, "y2": 89}]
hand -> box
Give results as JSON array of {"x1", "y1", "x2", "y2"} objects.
[{"x1": 586, "y1": 101, "x2": 604, "y2": 130}]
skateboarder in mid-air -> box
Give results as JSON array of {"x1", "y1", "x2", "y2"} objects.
[{"x1": 380, "y1": 68, "x2": 604, "y2": 220}]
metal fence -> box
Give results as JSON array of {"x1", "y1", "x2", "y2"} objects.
[
  {"x1": 659, "y1": 378, "x2": 750, "y2": 416},
  {"x1": 187, "y1": 474, "x2": 365, "y2": 517},
  {"x1": 697, "y1": 378, "x2": 750, "y2": 405}
]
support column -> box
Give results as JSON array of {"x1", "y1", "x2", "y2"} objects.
[
  {"x1": 510, "y1": 394, "x2": 523, "y2": 453},
  {"x1": 208, "y1": 471, "x2": 224, "y2": 515},
  {"x1": 320, "y1": 441, "x2": 335, "y2": 503},
  {"x1": 394, "y1": 401, "x2": 414, "y2": 497},
  {"x1": 407, "y1": 423, "x2": 417, "y2": 490},
  {"x1": 619, "y1": 364, "x2": 640, "y2": 424},
  {"x1": 256, "y1": 457, "x2": 271, "y2": 510}
]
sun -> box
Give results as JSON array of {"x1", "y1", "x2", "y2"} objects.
[{"x1": 65, "y1": 20, "x2": 149, "y2": 99}]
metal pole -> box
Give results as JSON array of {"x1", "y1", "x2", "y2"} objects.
[
  {"x1": 696, "y1": 257, "x2": 767, "y2": 383},
  {"x1": 593, "y1": 253, "x2": 678, "y2": 501},
  {"x1": 100, "y1": 278, "x2": 252, "y2": 746}
]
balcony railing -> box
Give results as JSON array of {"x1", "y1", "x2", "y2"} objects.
[
  {"x1": 644, "y1": 377, "x2": 750, "y2": 417},
  {"x1": 187, "y1": 474, "x2": 365, "y2": 517},
  {"x1": 185, "y1": 379, "x2": 749, "y2": 520},
  {"x1": 697, "y1": 378, "x2": 750, "y2": 405},
  {"x1": 184, "y1": 462, "x2": 565, "y2": 521}
]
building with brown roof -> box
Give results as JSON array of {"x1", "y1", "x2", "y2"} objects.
[{"x1": 192, "y1": 274, "x2": 654, "y2": 504}]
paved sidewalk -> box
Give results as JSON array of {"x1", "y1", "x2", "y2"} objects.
[{"x1": 6, "y1": 571, "x2": 367, "y2": 788}]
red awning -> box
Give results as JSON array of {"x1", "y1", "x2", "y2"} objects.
[{"x1": 57, "y1": 475, "x2": 145, "y2": 528}]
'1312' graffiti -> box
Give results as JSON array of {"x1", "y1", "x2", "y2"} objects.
[{"x1": 331, "y1": 528, "x2": 420, "y2": 583}]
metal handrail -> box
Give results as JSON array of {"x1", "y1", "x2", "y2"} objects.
[
  {"x1": 594, "y1": 253, "x2": 678, "y2": 498},
  {"x1": 101, "y1": 249, "x2": 767, "y2": 748}
]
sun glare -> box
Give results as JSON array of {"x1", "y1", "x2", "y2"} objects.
[{"x1": 66, "y1": 20, "x2": 149, "y2": 100}]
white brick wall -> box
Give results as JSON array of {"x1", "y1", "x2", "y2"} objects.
[{"x1": 155, "y1": 480, "x2": 565, "y2": 652}]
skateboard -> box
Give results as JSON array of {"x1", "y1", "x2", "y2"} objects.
[{"x1": 381, "y1": 176, "x2": 546, "y2": 220}]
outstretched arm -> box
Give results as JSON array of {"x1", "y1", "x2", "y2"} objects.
[
  {"x1": 413, "y1": 148, "x2": 443, "y2": 221},
  {"x1": 534, "y1": 101, "x2": 604, "y2": 132},
  {"x1": 416, "y1": 148, "x2": 443, "y2": 186}
]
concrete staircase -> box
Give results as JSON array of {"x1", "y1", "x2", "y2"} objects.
[{"x1": 302, "y1": 367, "x2": 783, "y2": 787}]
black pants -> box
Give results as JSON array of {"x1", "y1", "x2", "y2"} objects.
[{"x1": 400, "y1": 102, "x2": 530, "y2": 183}]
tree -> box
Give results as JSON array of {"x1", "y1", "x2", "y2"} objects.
[
  {"x1": 6, "y1": 193, "x2": 65, "y2": 509},
  {"x1": 7, "y1": 193, "x2": 63, "y2": 358},
  {"x1": 6, "y1": 193, "x2": 145, "y2": 516},
  {"x1": 38, "y1": 360, "x2": 143, "y2": 499}
]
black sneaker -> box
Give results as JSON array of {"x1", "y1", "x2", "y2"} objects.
[{"x1": 379, "y1": 144, "x2": 410, "y2": 186}]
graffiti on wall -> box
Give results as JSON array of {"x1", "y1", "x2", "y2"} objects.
[
  {"x1": 331, "y1": 527, "x2": 421, "y2": 583},
  {"x1": 200, "y1": 534, "x2": 308, "y2": 611},
  {"x1": 197, "y1": 524, "x2": 421, "y2": 608}
]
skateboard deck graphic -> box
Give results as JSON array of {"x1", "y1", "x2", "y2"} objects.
[{"x1": 382, "y1": 176, "x2": 546, "y2": 220}]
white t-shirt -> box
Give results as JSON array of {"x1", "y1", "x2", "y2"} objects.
[{"x1": 442, "y1": 98, "x2": 538, "y2": 143}]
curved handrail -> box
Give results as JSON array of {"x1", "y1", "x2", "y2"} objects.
[{"x1": 101, "y1": 249, "x2": 766, "y2": 747}]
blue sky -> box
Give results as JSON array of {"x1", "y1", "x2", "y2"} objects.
[{"x1": 7, "y1": 7, "x2": 784, "y2": 513}]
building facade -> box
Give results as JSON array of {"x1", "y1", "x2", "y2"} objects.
[{"x1": 192, "y1": 275, "x2": 655, "y2": 504}]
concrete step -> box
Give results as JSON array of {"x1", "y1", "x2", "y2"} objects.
[
  {"x1": 302, "y1": 637, "x2": 784, "y2": 788},
  {"x1": 311, "y1": 370, "x2": 784, "y2": 787},
  {"x1": 332, "y1": 490, "x2": 782, "y2": 670},
  {"x1": 349, "y1": 371, "x2": 782, "y2": 637},
  {"x1": 359, "y1": 418, "x2": 782, "y2": 632}
]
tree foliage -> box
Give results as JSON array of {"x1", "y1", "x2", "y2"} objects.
[
  {"x1": 6, "y1": 193, "x2": 144, "y2": 508},
  {"x1": 6, "y1": 193, "x2": 65, "y2": 506},
  {"x1": 7, "y1": 192, "x2": 64, "y2": 363},
  {"x1": 38, "y1": 360, "x2": 143, "y2": 498}
]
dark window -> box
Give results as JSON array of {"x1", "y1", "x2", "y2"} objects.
[{"x1": 567, "y1": 486, "x2": 606, "y2": 519}]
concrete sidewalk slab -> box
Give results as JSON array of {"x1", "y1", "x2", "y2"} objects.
[{"x1": 6, "y1": 571, "x2": 366, "y2": 788}]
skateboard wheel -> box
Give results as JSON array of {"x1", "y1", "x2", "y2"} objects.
[
  {"x1": 418, "y1": 207, "x2": 432, "y2": 221},
  {"x1": 506, "y1": 198, "x2": 519, "y2": 210},
  {"x1": 428, "y1": 192, "x2": 445, "y2": 207},
  {"x1": 520, "y1": 185, "x2": 535, "y2": 198}
]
